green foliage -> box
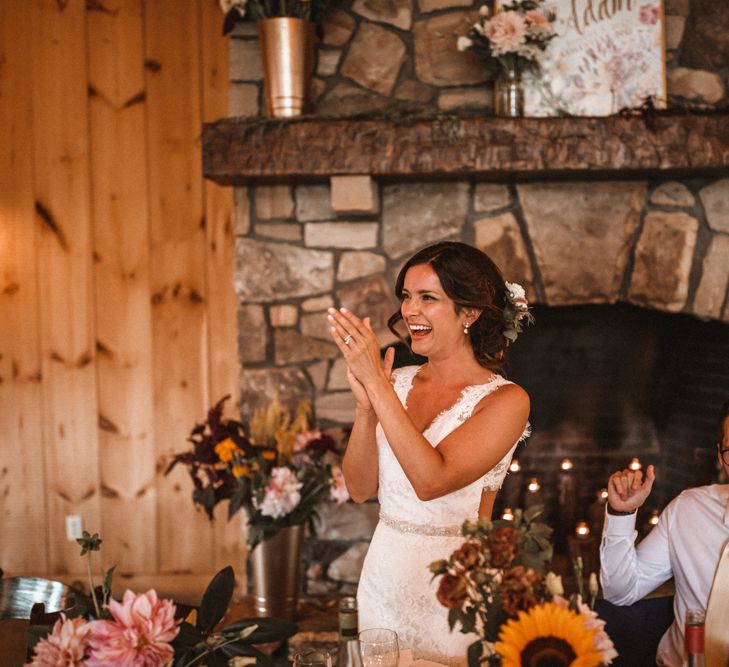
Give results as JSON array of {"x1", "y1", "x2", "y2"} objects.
[
  {"x1": 171, "y1": 567, "x2": 298, "y2": 667},
  {"x1": 197, "y1": 566, "x2": 236, "y2": 634},
  {"x1": 76, "y1": 531, "x2": 102, "y2": 556},
  {"x1": 221, "y1": 0, "x2": 333, "y2": 32}
]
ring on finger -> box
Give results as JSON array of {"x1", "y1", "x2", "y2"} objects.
[{"x1": 343, "y1": 334, "x2": 353, "y2": 346}]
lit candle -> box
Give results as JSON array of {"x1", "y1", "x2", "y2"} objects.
[
  {"x1": 575, "y1": 521, "x2": 590, "y2": 538},
  {"x1": 501, "y1": 459, "x2": 523, "y2": 510},
  {"x1": 524, "y1": 476, "x2": 543, "y2": 509},
  {"x1": 502, "y1": 508, "x2": 514, "y2": 521},
  {"x1": 598, "y1": 488, "x2": 608, "y2": 502},
  {"x1": 629, "y1": 458, "x2": 642, "y2": 471},
  {"x1": 568, "y1": 521, "x2": 599, "y2": 577},
  {"x1": 557, "y1": 460, "x2": 577, "y2": 552},
  {"x1": 640, "y1": 508, "x2": 662, "y2": 539}
]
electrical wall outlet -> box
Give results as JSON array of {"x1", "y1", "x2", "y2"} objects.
[{"x1": 65, "y1": 515, "x2": 83, "y2": 541}]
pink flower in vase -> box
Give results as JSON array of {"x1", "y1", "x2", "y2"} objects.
[
  {"x1": 524, "y1": 10, "x2": 553, "y2": 35},
  {"x1": 330, "y1": 465, "x2": 350, "y2": 504},
  {"x1": 256, "y1": 466, "x2": 302, "y2": 518},
  {"x1": 293, "y1": 429, "x2": 323, "y2": 452},
  {"x1": 639, "y1": 3, "x2": 660, "y2": 25},
  {"x1": 86, "y1": 589, "x2": 179, "y2": 667},
  {"x1": 485, "y1": 11, "x2": 527, "y2": 56},
  {"x1": 25, "y1": 614, "x2": 91, "y2": 667}
]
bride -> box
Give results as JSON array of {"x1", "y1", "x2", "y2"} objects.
[{"x1": 327, "y1": 242, "x2": 531, "y2": 666}]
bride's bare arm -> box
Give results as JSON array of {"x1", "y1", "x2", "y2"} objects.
[
  {"x1": 367, "y1": 375, "x2": 529, "y2": 500},
  {"x1": 329, "y1": 307, "x2": 529, "y2": 501},
  {"x1": 341, "y1": 407, "x2": 380, "y2": 503}
]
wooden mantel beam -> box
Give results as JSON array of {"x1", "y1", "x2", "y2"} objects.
[{"x1": 202, "y1": 113, "x2": 729, "y2": 185}]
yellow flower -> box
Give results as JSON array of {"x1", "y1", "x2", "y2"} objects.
[
  {"x1": 495, "y1": 602, "x2": 603, "y2": 667},
  {"x1": 231, "y1": 464, "x2": 250, "y2": 478},
  {"x1": 214, "y1": 437, "x2": 241, "y2": 463}
]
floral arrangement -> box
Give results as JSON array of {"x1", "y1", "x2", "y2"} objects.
[
  {"x1": 220, "y1": 0, "x2": 332, "y2": 31},
  {"x1": 502, "y1": 281, "x2": 534, "y2": 344},
  {"x1": 25, "y1": 532, "x2": 296, "y2": 666},
  {"x1": 430, "y1": 507, "x2": 616, "y2": 667},
  {"x1": 457, "y1": 0, "x2": 557, "y2": 78},
  {"x1": 166, "y1": 394, "x2": 349, "y2": 549}
]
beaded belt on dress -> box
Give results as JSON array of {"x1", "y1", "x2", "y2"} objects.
[{"x1": 379, "y1": 511, "x2": 462, "y2": 537}]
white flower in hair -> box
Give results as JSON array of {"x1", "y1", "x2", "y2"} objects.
[
  {"x1": 505, "y1": 281, "x2": 526, "y2": 303},
  {"x1": 503, "y1": 281, "x2": 534, "y2": 344}
]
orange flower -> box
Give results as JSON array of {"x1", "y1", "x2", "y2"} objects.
[
  {"x1": 261, "y1": 450, "x2": 277, "y2": 461},
  {"x1": 214, "y1": 438, "x2": 241, "y2": 463},
  {"x1": 231, "y1": 464, "x2": 250, "y2": 478}
]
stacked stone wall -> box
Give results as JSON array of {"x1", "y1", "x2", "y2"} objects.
[
  {"x1": 231, "y1": 176, "x2": 729, "y2": 595},
  {"x1": 230, "y1": 0, "x2": 729, "y2": 117}
]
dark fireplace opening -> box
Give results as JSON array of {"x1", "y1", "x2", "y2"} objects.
[
  {"x1": 500, "y1": 302, "x2": 729, "y2": 537},
  {"x1": 382, "y1": 302, "x2": 728, "y2": 551}
]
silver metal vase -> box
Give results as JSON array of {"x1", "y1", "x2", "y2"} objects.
[{"x1": 250, "y1": 524, "x2": 304, "y2": 620}]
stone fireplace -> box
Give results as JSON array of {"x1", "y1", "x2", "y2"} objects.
[
  {"x1": 203, "y1": 0, "x2": 729, "y2": 595},
  {"x1": 221, "y1": 172, "x2": 729, "y2": 594}
]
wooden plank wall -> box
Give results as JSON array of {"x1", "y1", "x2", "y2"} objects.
[{"x1": 0, "y1": 0, "x2": 240, "y2": 596}]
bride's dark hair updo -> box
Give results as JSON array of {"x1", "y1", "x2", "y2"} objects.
[{"x1": 387, "y1": 241, "x2": 509, "y2": 371}]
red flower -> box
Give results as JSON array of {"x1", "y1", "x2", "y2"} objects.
[
  {"x1": 436, "y1": 574, "x2": 468, "y2": 609},
  {"x1": 500, "y1": 566, "x2": 543, "y2": 618}
]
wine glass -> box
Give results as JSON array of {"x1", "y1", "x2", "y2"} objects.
[
  {"x1": 293, "y1": 649, "x2": 333, "y2": 667},
  {"x1": 358, "y1": 628, "x2": 399, "y2": 667}
]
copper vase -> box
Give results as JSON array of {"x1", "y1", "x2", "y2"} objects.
[
  {"x1": 257, "y1": 18, "x2": 314, "y2": 118},
  {"x1": 249, "y1": 524, "x2": 304, "y2": 619}
]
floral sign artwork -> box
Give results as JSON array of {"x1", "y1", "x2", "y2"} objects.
[{"x1": 523, "y1": 0, "x2": 666, "y2": 116}]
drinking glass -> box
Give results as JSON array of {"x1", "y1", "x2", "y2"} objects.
[
  {"x1": 358, "y1": 628, "x2": 399, "y2": 667},
  {"x1": 293, "y1": 649, "x2": 333, "y2": 667}
]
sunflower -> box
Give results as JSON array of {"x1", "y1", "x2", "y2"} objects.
[{"x1": 495, "y1": 602, "x2": 604, "y2": 667}]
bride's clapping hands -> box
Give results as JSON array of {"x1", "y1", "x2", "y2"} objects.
[{"x1": 327, "y1": 308, "x2": 394, "y2": 404}]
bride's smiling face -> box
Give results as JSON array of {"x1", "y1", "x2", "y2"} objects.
[{"x1": 401, "y1": 263, "x2": 471, "y2": 357}]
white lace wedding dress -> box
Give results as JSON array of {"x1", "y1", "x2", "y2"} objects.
[{"x1": 356, "y1": 365, "x2": 530, "y2": 666}]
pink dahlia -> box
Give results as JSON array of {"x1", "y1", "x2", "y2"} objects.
[
  {"x1": 25, "y1": 614, "x2": 91, "y2": 667},
  {"x1": 485, "y1": 11, "x2": 527, "y2": 56},
  {"x1": 86, "y1": 589, "x2": 179, "y2": 667}
]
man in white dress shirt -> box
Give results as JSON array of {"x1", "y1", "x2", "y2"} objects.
[{"x1": 599, "y1": 400, "x2": 729, "y2": 667}]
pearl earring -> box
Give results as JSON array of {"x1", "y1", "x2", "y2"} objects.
[{"x1": 463, "y1": 321, "x2": 470, "y2": 335}]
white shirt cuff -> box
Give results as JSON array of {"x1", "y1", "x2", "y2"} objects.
[{"x1": 603, "y1": 506, "x2": 638, "y2": 535}]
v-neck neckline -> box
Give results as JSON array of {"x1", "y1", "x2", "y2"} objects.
[{"x1": 402, "y1": 365, "x2": 500, "y2": 437}]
